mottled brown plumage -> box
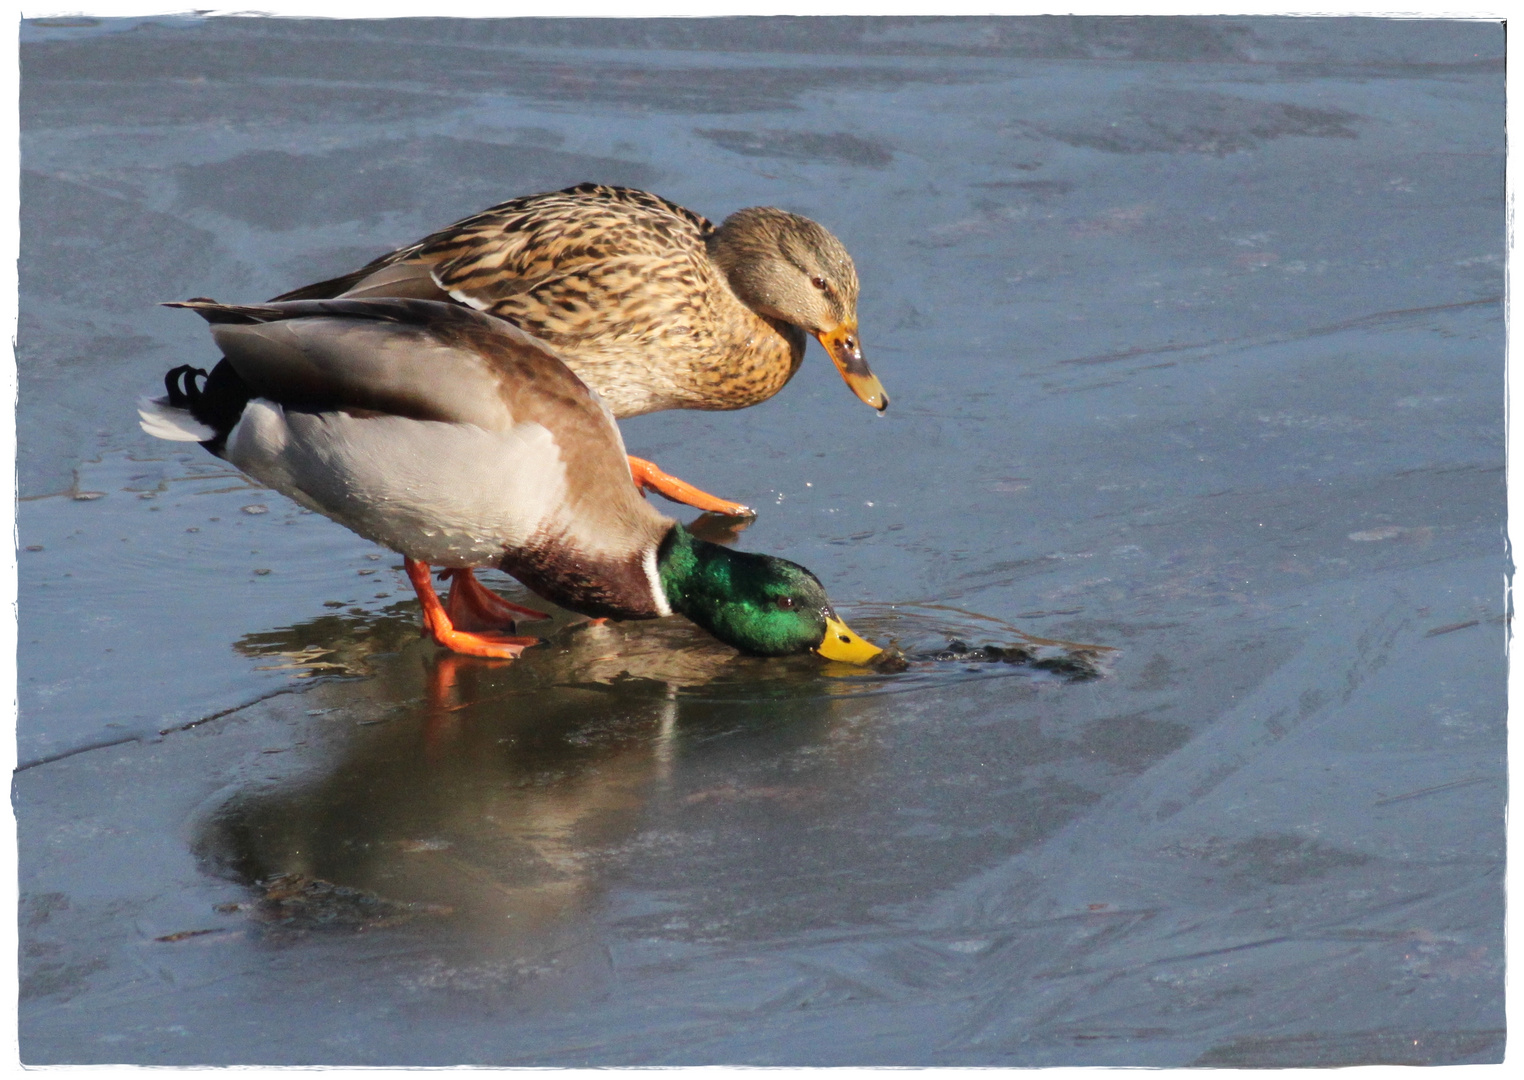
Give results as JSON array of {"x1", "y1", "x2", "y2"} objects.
[{"x1": 275, "y1": 183, "x2": 884, "y2": 418}]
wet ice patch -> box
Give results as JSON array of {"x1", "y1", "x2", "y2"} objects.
[
  {"x1": 1257, "y1": 411, "x2": 1363, "y2": 432},
  {"x1": 851, "y1": 604, "x2": 1116, "y2": 683},
  {"x1": 1348, "y1": 525, "x2": 1434, "y2": 543},
  {"x1": 219, "y1": 873, "x2": 453, "y2": 935},
  {"x1": 696, "y1": 128, "x2": 893, "y2": 168},
  {"x1": 1014, "y1": 88, "x2": 1361, "y2": 156}
]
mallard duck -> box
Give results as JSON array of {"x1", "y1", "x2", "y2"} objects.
[
  {"x1": 138, "y1": 298, "x2": 883, "y2": 665},
  {"x1": 273, "y1": 182, "x2": 887, "y2": 518}
]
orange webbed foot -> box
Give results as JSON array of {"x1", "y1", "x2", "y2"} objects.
[
  {"x1": 406, "y1": 559, "x2": 541, "y2": 661},
  {"x1": 430, "y1": 625, "x2": 540, "y2": 661},
  {"x1": 627, "y1": 455, "x2": 756, "y2": 518},
  {"x1": 440, "y1": 567, "x2": 549, "y2": 631}
]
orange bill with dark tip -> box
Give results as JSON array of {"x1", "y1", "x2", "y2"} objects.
[{"x1": 816, "y1": 321, "x2": 888, "y2": 412}]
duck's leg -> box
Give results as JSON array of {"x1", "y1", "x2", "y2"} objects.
[
  {"x1": 627, "y1": 456, "x2": 756, "y2": 518},
  {"x1": 405, "y1": 558, "x2": 539, "y2": 660},
  {"x1": 439, "y1": 568, "x2": 549, "y2": 630}
]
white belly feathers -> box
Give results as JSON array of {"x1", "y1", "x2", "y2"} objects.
[{"x1": 224, "y1": 399, "x2": 567, "y2": 567}]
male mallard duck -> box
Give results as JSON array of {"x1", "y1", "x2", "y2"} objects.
[
  {"x1": 273, "y1": 182, "x2": 888, "y2": 517},
  {"x1": 138, "y1": 298, "x2": 883, "y2": 665}
]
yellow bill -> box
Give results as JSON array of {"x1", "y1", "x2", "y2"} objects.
[
  {"x1": 816, "y1": 614, "x2": 884, "y2": 665},
  {"x1": 817, "y1": 321, "x2": 888, "y2": 412}
]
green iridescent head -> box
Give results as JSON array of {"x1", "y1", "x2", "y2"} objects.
[{"x1": 656, "y1": 526, "x2": 881, "y2": 662}]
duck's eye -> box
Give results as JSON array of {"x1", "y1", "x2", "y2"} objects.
[
  {"x1": 810, "y1": 275, "x2": 829, "y2": 291},
  {"x1": 774, "y1": 596, "x2": 797, "y2": 611}
]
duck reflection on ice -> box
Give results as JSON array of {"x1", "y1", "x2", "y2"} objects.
[
  {"x1": 197, "y1": 687, "x2": 676, "y2": 940},
  {"x1": 199, "y1": 580, "x2": 1110, "y2": 942},
  {"x1": 196, "y1": 608, "x2": 874, "y2": 943}
]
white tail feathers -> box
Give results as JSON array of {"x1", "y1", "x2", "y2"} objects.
[{"x1": 138, "y1": 396, "x2": 217, "y2": 442}]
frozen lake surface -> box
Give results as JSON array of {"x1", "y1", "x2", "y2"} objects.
[{"x1": 15, "y1": 15, "x2": 1505, "y2": 1066}]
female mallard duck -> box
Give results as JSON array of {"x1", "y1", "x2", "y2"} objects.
[
  {"x1": 273, "y1": 183, "x2": 888, "y2": 516},
  {"x1": 138, "y1": 297, "x2": 883, "y2": 665}
]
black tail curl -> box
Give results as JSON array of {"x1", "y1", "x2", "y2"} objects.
[
  {"x1": 164, "y1": 365, "x2": 209, "y2": 408},
  {"x1": 157, "y1": 358, "x2": 253, "y2": 454}
]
